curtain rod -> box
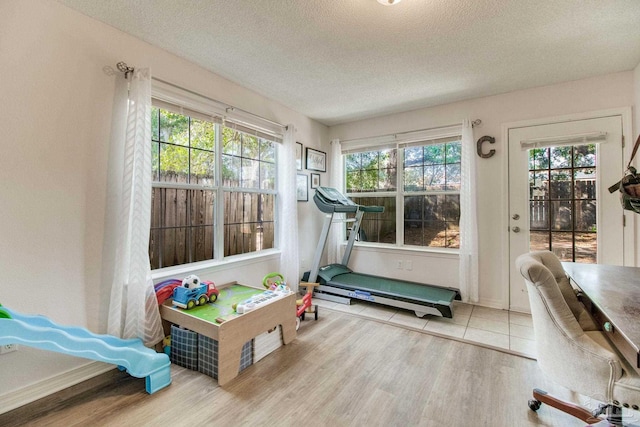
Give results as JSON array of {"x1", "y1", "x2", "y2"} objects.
[
  {"x1": 115, "y1": 61, "x2": 286, "y2": 131},
  {"x1": 339, "y1": 119, "x2": 481, "y2": 145}
]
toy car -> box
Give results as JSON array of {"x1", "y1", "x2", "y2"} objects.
[{"x1": 172, "y1": 281, "x2": 219, "y2": 309}]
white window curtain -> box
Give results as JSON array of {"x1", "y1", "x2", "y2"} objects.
[
  {"x1": 104, "y1": 68, "x2": 164, "y2": 346},
  {"x1": 278, "y1": 125, "x2": 300, "y2": 288},
  {"x1": 459, "y1": 119, "x2": 479, "y2": 303},
  {"x1": 327, "y1": 139, "x2": 344, "y2": 264}
]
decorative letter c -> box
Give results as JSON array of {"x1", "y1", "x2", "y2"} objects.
[{"x1": 477, "y1": 135, "x2": 496, "y2": 158}]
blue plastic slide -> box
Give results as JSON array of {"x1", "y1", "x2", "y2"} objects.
[{"x1": 0, "y1": 304, "x2": 171, "y2": 394}]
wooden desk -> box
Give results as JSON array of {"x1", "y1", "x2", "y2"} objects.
[
  {"x1": 562, "y1": 262, "x2": 640, "y2": 375},
  {"x1": 160, "y1": 282, "x2": 297, "y2": 386}
]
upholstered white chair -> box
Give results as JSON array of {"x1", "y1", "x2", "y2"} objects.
[{"x1": 516, "y1": 251, "x2": 640, "y2": 425}]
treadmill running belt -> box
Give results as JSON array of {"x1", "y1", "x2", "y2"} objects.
[{"x1": 327, "y1": 272, "x2": 457, "y2": 305}]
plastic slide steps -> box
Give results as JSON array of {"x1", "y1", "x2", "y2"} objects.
[{"x1": 0, "y1": 306, "x2": 171, "y2": 394}]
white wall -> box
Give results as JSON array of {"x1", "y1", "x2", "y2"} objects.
[
  {"x1": 330, "y1": 72, "x2": 636, "y2": 309},
  {"x1": 0, "y1": 0, "x2": 328, "y2": 408}
]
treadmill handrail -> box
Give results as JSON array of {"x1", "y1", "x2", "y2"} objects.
[{"x1": 358, "y1": 205, "x2": 384, "y2": 213}]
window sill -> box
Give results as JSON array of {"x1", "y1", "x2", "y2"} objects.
[
  {"x1": 151, "y1": 248, "x2": 281, "y2": 282},
  {"x1": 344, "y1": 242, "x2": 459, "y2": 258}
]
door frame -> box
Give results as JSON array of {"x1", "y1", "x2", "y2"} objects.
[{"x1": 500, "y1": 107, "x2": 634, "y2": 312}]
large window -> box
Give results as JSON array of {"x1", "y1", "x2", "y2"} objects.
[
  {"x1": 149, "y1": 106, "x2": 277, "y2": 270},
  {"x1": 344, "y1": 136, "x2": 461, "y2": 249}
]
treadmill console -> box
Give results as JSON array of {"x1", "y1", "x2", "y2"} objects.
[
  {"x1": 314, "y1": 187, "x2": 384, "y2": 214},
  {"x1": 314, "y1": 187, "x2": 358, "y2": 213},
  {"x1": 316, "y1": 187, "x2": 355, "y2": 205}
]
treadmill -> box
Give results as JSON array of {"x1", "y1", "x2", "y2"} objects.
[{"x1": 303, "y1": 187, "x2": 461, "y2": 318}]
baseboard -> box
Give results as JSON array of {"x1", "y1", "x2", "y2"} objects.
[
  {"x1": 507, "y1": 304, "x2": 531, "y2": 314},
  {"x1": 0, "y1": 362, "x2": 114, "y2": 415},
  {"x1": 476, "y1": 297, "x2": 507, "y2": 310},
  {"x1": 476, "y1": 297, "x2": 531, "y2": 314}
]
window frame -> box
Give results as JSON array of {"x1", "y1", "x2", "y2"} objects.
[
  {"x1": 342, "y1": 132, "x2": 463, "y2": 252},
  {"x1": 149, "y1": 83, "x2": 283, "y2": 273}
]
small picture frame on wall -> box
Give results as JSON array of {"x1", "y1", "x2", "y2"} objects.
[
  {"x1": 296, "y1": 142, "x2": 303, "y2": 171},
  {"x1": 306, "y1": 147, "x2": 326, "y2": 172},
  {"x1": 296, "y1": 173, "x2": 308, "y2": 202},
  {"x1": 310, "y1": 173, "x2": 320, "y2": 189}
]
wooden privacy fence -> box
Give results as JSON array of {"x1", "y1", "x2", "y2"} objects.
[
  {"x1": 353, "y1": 195, "x2": 461, "y2": 246},
  {"x1": 149, "y1": 173, "x2": 274, "y2": 269},
  {"x1": 530, "y1": 179, "x2": 596, "y2": 231},
  {"x1": 224, "y1": 191, "x2": 274, "y2": 258},
  {"x1": 352, "y1": 197, "x2": 396, "y2": 243}
]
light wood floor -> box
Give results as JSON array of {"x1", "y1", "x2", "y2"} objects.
[{"x1": 0, "y1": 308, "x2": 585, "y2": 427}]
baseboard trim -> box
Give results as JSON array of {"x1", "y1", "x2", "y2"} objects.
[
  {"x1": 0, "y1": 362, "x2": 114, "y2": 415},
  {"x1": 476, "y1": 297, "x2": 506, "y2": 310},
  {"x1": 508, "y1": 304, "x2": 531, "y2": 314}
]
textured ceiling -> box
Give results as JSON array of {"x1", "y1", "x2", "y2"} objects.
[{"x1": 58, "y1": 0, "x2": 640, "y2": 126}]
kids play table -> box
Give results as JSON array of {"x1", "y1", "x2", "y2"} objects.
[{"x1": 160, "y1": 281, "x2": 297, "y2": 386}]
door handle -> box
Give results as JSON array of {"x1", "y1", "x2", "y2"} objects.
[{"x1": 512, "y1": 226, "x2": 521, "y2": 233}]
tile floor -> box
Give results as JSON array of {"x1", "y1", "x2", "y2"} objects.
[{"x1": 313, "y1": 298, "x2": 536, "y2": 359}]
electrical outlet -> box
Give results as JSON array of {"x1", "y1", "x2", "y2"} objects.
[
  {"x1": 0, "y1": 344, "x2": 18, "y2": 354},
  {"x1": 396, "y1": 260, "x2": 403, "y2": 269},
  {"x1": 405, "y1": 260, "x2": 413, "y2": 271}
]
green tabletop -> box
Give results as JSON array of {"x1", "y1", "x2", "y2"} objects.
[{"x1": 174, "y1": 284, "x2": 264, "y2": 323}]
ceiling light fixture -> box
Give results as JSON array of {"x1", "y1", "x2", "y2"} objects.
[{"x1": 377, "y1": 0, "x2": 401, "y2": 5}]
